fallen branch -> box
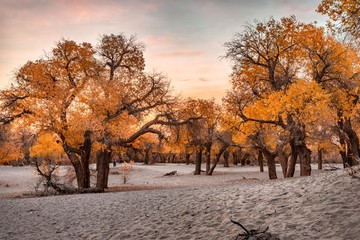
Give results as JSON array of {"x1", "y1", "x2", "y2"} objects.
[
  {"x1": 163, "y1": 170, "x2": 177, "y2": 176},
  {"x1": 230, "y1": 218, "x2": 279, "y2": 240}
]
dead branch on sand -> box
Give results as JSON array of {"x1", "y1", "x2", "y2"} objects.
[
  {"x1": 163, "y1": 170, "x2": 177, "y2": 176},
  {"x1": 230, "y1": 218, "x2": 279, "y2": 240}
]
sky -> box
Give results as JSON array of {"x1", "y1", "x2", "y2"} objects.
[{"x1": 0, "y1": 0, "x2": 329, "y2": 101}]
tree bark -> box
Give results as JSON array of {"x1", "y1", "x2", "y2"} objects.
[
  {"x1": 68, "y1": 154, "x2": 88, "y2": 189},
  {"x1": 258, "y1": 150, "x2": 264, "y2": 173},
  {"x1": 263, "y1": 150, "x2": 277, "y2": 179},
  {"x1": 299, "y1": 146, "x2": 311, "y2": 176},
  {"x1": 223, "y1": 150, "x2": 230, "y2": 167},
  {"x1": 64, "y1": 130, "x2": 92, "y2": 190},
  {"x1": 208, "y1": 144, "x2": 229, "y2": 175},
  {"x1": 96, "y1": 148, "x2": 112, "y2": 191},
  {"x1": 232, "y1": 152, "x2": 238, "y2": 165},
  {"x1": 144, "y1": 148, "x2": 150, "y2": 165},
  {"x1": 240, "y1": 153, "x2": 247, "y2": 166},
  {"x1": 317, "y1": 147, "x2": 323, "y2": 170},
  {"x1": 194, "y1": 148, "x2": 202, "y2": 175},
  {"x1": 277, "y1": 150, "x2": 288, "y2": 177},
  {"x1": 338, "y1": 117, "x2": 359, "y2": 168},
  {"x1": 205, "y1": 143, "x2": 212, "y2": 175},
  {"x1": 286, "y1": 144, "x2": 298, "y2": 178},
  {"x1": 286, "y1": 115, "x2": 311, "y2": 177},
  {"x1": 185, "y1": 153, "x2": 191, "y2": 165}
]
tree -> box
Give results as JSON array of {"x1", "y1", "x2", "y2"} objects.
[
  {"x1": 223, "y1": 17, "x2": 338, "y2": 178},
  {"x1": 173, "y1": 98, "x2": 221, "y2": 175},
  {"x1": 0, "y1": 127, "x2": 24, "y2": 165},
  {"x1": 224, "y1": 16, "x2": 305, "y2": 92},
  {"x1": 317, "y1": 0, "x2": 360, "y2": 41},
  {"x1": 1, "y1": 34, "x2": 191, "y2": 192},
  {"x1": 5, "y1": 39, "x2": 100, "y2": 189},
  {"x1": 301, "y1": 24, "x2": 360, "y2": 167}
]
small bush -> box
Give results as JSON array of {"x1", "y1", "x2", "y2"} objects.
[{"x1": 120, "y1": 161, "x2": 134, "y2": 184}]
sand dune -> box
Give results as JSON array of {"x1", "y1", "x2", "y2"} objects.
[{"x1": 0, "y1": 164, "x2": 359, "y2": 239}]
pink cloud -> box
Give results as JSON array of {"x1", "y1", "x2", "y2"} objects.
[
  {"x1": 145, "y1": 37, "x2": 176, "y2": 46},
  {"x1": 154, "y1": 49, "x2": 205, "y2": 58},
  {"x1": 198, "y1": 77, "x2": 209, "y2": 82}
]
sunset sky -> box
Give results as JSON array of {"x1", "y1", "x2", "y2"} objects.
[{"x1": 0, "y1": 0, "x2": 329, "y2": 101}]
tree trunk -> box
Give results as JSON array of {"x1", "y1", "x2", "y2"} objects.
[
  {"x1": 144, "y1": 148, "x2": 150, "y2": 165},
  {"x1": 209, "y1": 144, "x2": 229, "y2": 175},
  {"x1": 277, "y1": 149, "x2": 288, "y2": 178},
  {"x1": 286, "y1": 116, "x2": 311, "y2": 178},
  {"x1": 299, "y1": 146, "x2": 311, "y2": 176},
  {"x1": 286, "y1": 144, "x2": 298, "y2": 178},
  {"x1": 96, "y1": 148, "x2": 112, "y2": 191},
  {"x1": 258, "y1": 150, "x2": 264, "y2": 173},
  {"x1": 339, "y1": 137, "x2": 348, "y2": 169},
  {"x1": 240, "y1": 153, "x2": 247, "y2": 166},
  {"x1": 185, "y1": 153, "x2": 191, "y2": 165},
  {"x1": 318, "y1": 147, "x2": 323, "y2": 170},
  {"x1": 205, "y1": 143, "x2": 212, "y2": 175},
  {"x1": 194, "y1": 148, "x2": 202, "y2": 175},
  {"x1": 232, "y1": 152, "x2": 238, "y2": 165},
  {"x1": 70, "y1": 155, "x2": 90, "y2": 189},
  {"x1": 64, "y1": 130, "x2": 92, "y2": 190},
  {"x1": 263, "y1": 151, "x2": 277, "y2": 179},
  {"x1": 223, "y1": 150, "x2": 230, "y2": 167},
  {"x1": 338, "y1": 117, "x2": 359, "y2": 168}
]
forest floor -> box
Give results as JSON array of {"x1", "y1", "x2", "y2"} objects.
[{"x1": 0, "y1": 163, "x2": 359, "y2": 239}]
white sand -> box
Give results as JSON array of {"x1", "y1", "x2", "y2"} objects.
[{"x1": 0, "y1": 163, "x2": 359, "y2": 239}]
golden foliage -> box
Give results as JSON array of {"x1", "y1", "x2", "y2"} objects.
[
  {"x1": 317, "y1": 0, "x2": 360, "y2": 38},
  {"x1": 30, "y1": 132, "x2": 65, "y2": 162}
]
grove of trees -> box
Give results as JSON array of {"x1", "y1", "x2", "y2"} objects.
[{"x1": 0, "y1": 0, "x2": 359, "y2": 193}]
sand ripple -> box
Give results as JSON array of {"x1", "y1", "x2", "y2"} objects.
[{"x1": 0, "y1": 169, "x2": 359, "y2": 239}]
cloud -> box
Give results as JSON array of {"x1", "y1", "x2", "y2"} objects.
[
  {"x1": 198, "y1": 77, "x2": 209, "y2": 82},
  {"x1": 145, "y1": 37, "x2": 176, "y2": 46},
  {"x1": 154, "y1": 49, "x2": 205, "y2": 58}
]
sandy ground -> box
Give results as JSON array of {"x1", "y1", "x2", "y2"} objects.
[{"x1": 0, "y1": 163, "x2": 359, "y2": 239}]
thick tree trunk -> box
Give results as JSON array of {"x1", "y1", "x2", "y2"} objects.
[
  {"x1": 286, "y1": 144, "x2": 298, "y2": 178},
  {"x1": 232, "y1": 151, "x2": 238, "y2": 165},
  {"x1": 338, "y1": 117, "x2": 359, "y2": 168},
  {"x1": 185, "y1": 153, "x2": 191, "y2": 165},
  {"x1": 318, "y1": 147, "x2": 323, "y2": 170},
  {"x1": 64, "y1": 130, "x2": 92, "y2": 190},
  {"x1": 299, "y1": 146, "x2": 311, "y2": 176},
  {"x1": 71, "y1": 156, "x2": 89, "y2": 189},
  {"x1": 249, "y1": 132, "x2": 277, "y2": 179},
  {"x1": 339, "y1": 136, "x2": 348, "y2": 169},
  {"x1": 240, "y1": 153, "x2": 247, "y2": 166},
  {"x1": 277, "y1": 149, "x2": 288, "y2": 178},
  {"x1": 96, "y1": 149, "x2": 112, "y2": 191},
  {"x1": 144, "y1": 148, "x2": 150, "y2": 165},
  {"x1": 258, "y1": 150, "x2": 264, "y2": 173},
  {"x1": 205, "y1": 143, "x2": 212, "y2": 175},
  {"x1": 286, "y1": 115, "x2": 311, "y2": 177},
  {"x1": 194, "y1": 149, "x2": 202, "y2": 175},
  {"x1": 223, "y1": 150, "x2": 230, "y2": 167},
  {"x1": 263, "y1": 151, "x2": 277, "y2": 179}
]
